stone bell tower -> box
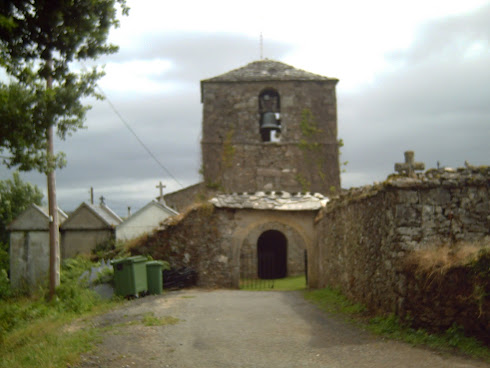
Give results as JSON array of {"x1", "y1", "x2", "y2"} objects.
[{"x1": 200, "y1": 60, "x2": 340, "y2": 194}]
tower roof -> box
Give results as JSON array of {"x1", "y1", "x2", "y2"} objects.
[{"x1": 202, "y1": 60, "x2": 338, "y2": 83}]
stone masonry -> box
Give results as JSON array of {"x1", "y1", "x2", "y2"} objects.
[
  {"x1": 200, "y1": 60, "x2": 340, "y2": 194},
  {"x1": 311, "y1": 165, "x2": 489, "y2": 336}
]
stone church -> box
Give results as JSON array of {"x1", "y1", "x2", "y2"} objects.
[{"x1": 163, "y1": 59, "x2": 341, "y2": 281}]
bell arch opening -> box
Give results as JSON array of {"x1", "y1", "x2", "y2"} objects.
[
  {"x1": 257, "y1": 230, "x2": 287, "y2": 279},
  {"x1": 258, "y1": 88, "x2": 281, "y2": 142}
]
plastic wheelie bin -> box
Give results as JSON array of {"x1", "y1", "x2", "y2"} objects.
[
  {"x1": 146, "y1": 260, "x2": 165, "y2": 295},
  {"x1": 111, "y1": 256, "x2": 148, "y2": 297}
]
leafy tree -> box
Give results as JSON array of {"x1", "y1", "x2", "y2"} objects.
[
  {"x1": 0, "y1": 172, "x2": 44, "y2": 272},
  {"x1": 0, "y1": 0, "x2": 128, "y2": 296},
  {"x1": 0, "y1": 0, "x2": 129, "y2": 171}
]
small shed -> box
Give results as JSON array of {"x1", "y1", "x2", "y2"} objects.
[
  {"x1": 60, "y1": 202, "x2": 122, "y2": 259},
  {"x1": 116, "y1": 200, "x2": 178, "y2": 242},
  {"x1": 8, "y1": 204, "x2": 68, "y2": 290}
]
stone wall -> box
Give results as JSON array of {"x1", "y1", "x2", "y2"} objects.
[
  {"x1": 201, "y1": 80, "x2": 340, "y2": 193},
  {"x1": 130, "y1": 204, "x2": 238, "y2": 288},
  {"x1": 312, "y1": 166, "x2": 489, "y2": 338},
  {"x1": 164, "y1": 182, "x2": 207, "y2": 212},
  {"x1": 131, "y1": 204, "x2": 316, "y2": 288}
]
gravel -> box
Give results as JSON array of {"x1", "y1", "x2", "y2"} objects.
[{"x1": 76, "y1": 289, "x2": 489, "y2": 368}]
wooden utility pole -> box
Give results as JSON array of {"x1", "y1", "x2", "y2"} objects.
[{"x1": 47, "y1": 62, "x2": 60, "y2": 299}]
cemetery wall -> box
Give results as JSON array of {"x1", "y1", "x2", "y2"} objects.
[
  {"x1": 313, "y1": 166, "x2": 490, "y2": 340},
  {"x1": 130, "y1": 204, "x2": 237, "y2": 288},
  {"x1": 130, "y1": 204, "x2": 315, "y2": 288}
]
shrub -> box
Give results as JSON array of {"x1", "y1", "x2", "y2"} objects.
[{"x1": 0, "y1": 269, "x2": 10, "y2": 299}]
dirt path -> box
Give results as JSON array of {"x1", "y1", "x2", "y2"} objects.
[{"x1": 77, "y1": 289, "x2": 489, "y2": 368}]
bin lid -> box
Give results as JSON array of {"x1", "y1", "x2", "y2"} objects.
[
  {"x1": 111, "y1": 255, "x2": 148, "y2": 265},
  {"x1": 146, "y1": 260, "x2": 165, "y2": 267}
]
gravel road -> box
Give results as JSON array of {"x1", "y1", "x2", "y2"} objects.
[{"x1": 77, "y1": 289, "x2": 489, "y2": 368}]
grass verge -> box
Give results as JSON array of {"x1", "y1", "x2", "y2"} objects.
[
  {"x1": 240, "y1": 275, "x2": 307, "y2": 291},
  {"x1": 0, "y1": 257, "x2": 121, "y2": 368},
  {"x1": 304, "y1": 287, "x2": 490, "y2": 362},
  {"x1": 142, "y1": 312, "x2": 180, "y2": 326}
]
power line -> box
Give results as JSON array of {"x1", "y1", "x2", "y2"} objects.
[{"x1": 95, "y1": 84, "x2": 185, "y2": 189}]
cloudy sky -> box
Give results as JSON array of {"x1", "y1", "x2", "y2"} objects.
[{"x1": 3, "y1": 0, "x2": 490, "y2": 216}]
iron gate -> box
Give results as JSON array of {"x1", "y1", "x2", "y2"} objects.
[{"x1": 240, "y1": 254, "x2": 275, "y2": 289}]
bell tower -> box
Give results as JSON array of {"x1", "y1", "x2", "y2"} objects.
[{"x1": 200, "y1": 60, "x2": 340, "y2": 194}]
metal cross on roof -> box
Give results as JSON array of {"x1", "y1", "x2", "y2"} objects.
[
  {"x1": 156, "y1": 181, "x2": 166, "y2": 199},
  {"x1": 394, "y1": 151, "x2": 425, "y2": 178}
]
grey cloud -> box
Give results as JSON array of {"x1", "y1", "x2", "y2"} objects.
[
  {"x1": 104, "y1": 32, "x2": 293, "y2": 83},
  {"x1": 4, "y1": 18, "x2": 489, "y2": 215},
  {"x1": 339, "y1": 6, "x2": 490, "y2": 188},
  {"x1": 388, "y1": 3, "x2": 490, "y2": 64}
]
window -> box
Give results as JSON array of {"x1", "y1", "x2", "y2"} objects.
[{"x1": 259, "y1": 89, "x2": 281, "y2": 142}]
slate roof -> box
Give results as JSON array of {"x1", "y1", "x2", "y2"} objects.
[
  {"x1": 123, "y1": 200, "x2": 178, "y2": 225},
  {"x1": 86, "y1": 203, "x2": 122, "y2": 226},
  {"x1": 7, "y1": 203, "x2": 68, "y2": 231},
  {"x1": 209, "y1": 191, "x2": 329, "y2": 211},
  {"x1": 37, "y1": 205, "x2": 69, "y2": 222},
  {"x1": 202, "y1": 60, "x2": 338, "y2": 83},
  {"x1": 61, "y1": 202, "x2": 122, "y2": 229}
]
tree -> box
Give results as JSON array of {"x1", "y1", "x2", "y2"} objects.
[
  {"x1": 0, "y1": 0, "x2": 128, "y2": 297},
  {"x1": 0, "y1": 172, "x2": 44, "y2": 272},
  {"x1": 0, "y1": 0, "x2": 129, "y2": 171}
]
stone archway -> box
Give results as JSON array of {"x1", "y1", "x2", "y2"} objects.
[
  {"x1": 257, "y1": 230, "x2": 287, "y2": 279},
  {"x1": 236, "y1": 220, "x2": 308, "y2": 284}
]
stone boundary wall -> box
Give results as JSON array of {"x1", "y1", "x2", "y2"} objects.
[
  {"x1": 313, "y1": 167, "x2": 489, "y2": 325},
  {"x1": 130, "y1": 204, "x2": 238, "y2": 288}
]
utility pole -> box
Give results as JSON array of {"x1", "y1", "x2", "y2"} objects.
[{"x1": 47, "y1": 60, "x2": 60, "y2": 299}]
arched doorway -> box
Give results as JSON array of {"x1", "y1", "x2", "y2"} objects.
[{"x1": 257, "y1": 230, "x2": 287, "y2": 279}]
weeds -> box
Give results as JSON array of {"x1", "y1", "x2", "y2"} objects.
[
  {"x1": 404, "y1": 241, "x2": 490, "y2": 278},
  {"x1": 0, "y1": 256, "x2": 120, "y2": 368},
  {"x1": 142, "y1": 312, "x2": 180, "y2": 326},
  {"x1": 240, "y1": 275, "x2": 307, "y2": 291},
  {"x1": 304, "y1": 287, "x2": 490, "y2": 361}
]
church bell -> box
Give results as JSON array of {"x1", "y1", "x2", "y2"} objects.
[{"x1": 260, "y1": 111, "x2": 280, "y2": 130}]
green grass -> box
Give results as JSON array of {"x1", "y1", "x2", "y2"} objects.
[
  {"x1": 0, "y1": 257, "x2": 121, "y2": 368},
  {"x1": 0, "y1": 315, "x2": 99, "y2": 368},
  {"x1": 240, "y1": 275, "x2": 307, "y2": 291},
  {"x1": 303, "y1": 287, "x2": 366, "y2": 315},
  {"x1": 141, "y1": 312, "x2": 180, "y2": 326},
  {"x1": 304, "y1": 287, "x2": 490, "y2": 362}
]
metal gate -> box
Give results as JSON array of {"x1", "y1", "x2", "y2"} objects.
[{"x1": 240, "y1": 254, "x2": 275, "y2": 289}]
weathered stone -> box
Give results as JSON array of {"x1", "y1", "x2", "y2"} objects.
[
  {"x1": 200, "y1": 60, "x2": 340, "y2": 194},
  {"x1": 312, "y1": 165, "x2": 489, "y2": 332}
]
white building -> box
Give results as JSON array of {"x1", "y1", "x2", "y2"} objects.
[{"x1": 116, "y1": 200, "x2": 178, "y2": 242}]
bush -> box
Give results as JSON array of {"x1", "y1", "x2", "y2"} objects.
[
  {"x1": 91, "y1": 238, "x2": 129, "y2": 262},
  {"x1": 0, "y1": 243, "x2": 8, "y2": 274},
  {"x1": 0, "y1": 269, "x2": 10, "y2": 299},
  {"x1": 0, "y1": 257, "x2": 107, "y2": 342}
]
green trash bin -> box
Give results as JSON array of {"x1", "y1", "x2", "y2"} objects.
[
  {"x1": 112, "y1": 256, "x2": 148, "y2": 297},
  {"x1": 146, "y1": 261, "x2": 165, "y2": 295}
]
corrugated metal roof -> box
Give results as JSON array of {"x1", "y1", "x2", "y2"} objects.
[{"x1": 202, "y1": 60, "x2": 337, "y2": 83}]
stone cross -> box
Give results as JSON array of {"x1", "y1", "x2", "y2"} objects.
[
  {"x1": 394, "y1": 151, "x2": 425, "y2": 178},
  {"x1": 156, "y1": 181, "x2": 166, "y2": 199}
]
